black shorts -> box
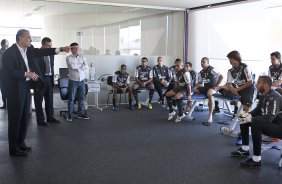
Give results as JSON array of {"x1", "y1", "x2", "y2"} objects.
[
  {"x1": 198, "y1": 86, "x2": 213, "y2": 94},
  {"x1": 238, "y1": 85, "x2": 256, "y2": 107},
  {"x1": 172, "y1": 86, "x2": 187, "y2": 96}
]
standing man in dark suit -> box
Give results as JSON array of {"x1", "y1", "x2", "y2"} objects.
[
  {"x1": 0, "y1": 39, "x2": 9, "y2": 109},
  {"x1": 34, "y1": 37, "x2": 60, "y2": 126},
  {"x1": 2, "y1": 29, "x2": 69, "y2": 156}
]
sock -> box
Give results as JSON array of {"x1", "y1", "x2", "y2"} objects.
[
  {"x1": 167, "y1": 96, "x2": 173, "y2": 113},
  {"x1": 252, "y1": 155, "x2": 261, "y2": 162},
  {"x1": 215, "y1": 100, "x2": 219, "y2": 108},
  {"x1": 113, "y1": 99, "x2": 116, "y2": 107},
  {"x1": 149, "y1": 90, "x2": 154, "y2": 103},
  {"x1": 242, "y1": 145, "x2": 249, "y2": 151},
  {"x1": 172, "y1": 99, "x2": 176, "y2": 107},
  {"x1": 176, "y1": 99, "x2": 183, "y2": 116},
  {"x1": 133, "y1": 90, "x2": 138, "y2": 102},
  {"x1": 234, "y1": 106, "x2": 238, "y2": 114}
]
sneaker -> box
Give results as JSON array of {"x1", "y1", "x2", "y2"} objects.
[
  {"x1": 240, "y1": 158, "x2": 261, "y2": 168},
  {"x1": 78, "y1": 115, "x2": 90, "y2": 120},
  {"x1": 172, "y1": 106, "x2": 177, "y2": 110},
  {"x1": 168, "y1": 111, "x2": 176, "y2": 120},
  {"x1": 161, "y1": 100, "x2": 166, "y2": 108},
  {"x1": 112, "y1": 106, "x2": 118, "y2": 111},
  {"x1": 135, "y1": 102, "x2": 141, "y2": 109},
  {"x1": 148, "y1": 103, "x2": 153, "y2": 110},
  {"x1": 66, "y1": 117, "x2": 72, "y2": 122},
  {"x1": 230, "y1": 148, "x2": 250, "y2": 157},
  {"x1": 175, "y1": 114, "x2": 185, "y2": 123},
  {"x1": 128, "y1": 105, "x2": 135, "y2": 110}
]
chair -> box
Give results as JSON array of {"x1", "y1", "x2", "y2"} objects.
[
  {"x1": 106, "y1": 75, "x2": 127, "y2": 107},
  {"x1": 58, "y1": 76, "x2": 88, "y2": 118},
  {"x1": 213, "y1": 92, "x2": 243, "y2": 137},
  {"x1": 184, "y1": 93, "x2": 209, "y2": 121},
  {"x1": 261, "y1": 136, "x2": 282, "y2": 168},
  {"x1": 59, "y1": 68, "x2": 69, "y2": 78}
]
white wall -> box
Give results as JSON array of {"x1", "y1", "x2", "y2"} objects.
[{"x1": 187, "y1": 1, "x2": 272, "y2": 79}]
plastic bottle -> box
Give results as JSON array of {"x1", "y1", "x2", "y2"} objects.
[{"x1": 89, "y1": 63, "x2": 96, "y2": 81}]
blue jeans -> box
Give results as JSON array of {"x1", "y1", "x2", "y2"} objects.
[{"x1": 68, "y1": 80, "x2": 86, "y2": 118}]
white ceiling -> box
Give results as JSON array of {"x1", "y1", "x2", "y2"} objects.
[{"x1": 32, "y1": 0, "x2": 235, "y2": 10}]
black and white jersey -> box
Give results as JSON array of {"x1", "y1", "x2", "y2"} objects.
[
  {"x1": 112, "y1": 71, "x2": 130, "y2": 87},
  {"x1": 251, "y1": 90, "x2": 282, "y2": 123},
  {"x1": 189, "y1": 70, "x2": 197, "y2": 88},
  {"x1": 227, "y1": 63, "x2": 253, "y2": 87},
  {"x1": 169, "y1": 65, "x2": 177, "y2": 82},
  {"x1": 175, "y1": 68, "x2": 191, "y2": 87},
  {"x1": 268, "y1": 64, "x2": 282, "y2": 84},
  {"x1": 198, "y1": 65, "x2": 221, "y2": 87},
  {"x1": 134, "y1": 65, "x2": 153, "y2": 82},
  {"x1": 153, "y1": 65, "x2": 171, "y2": 81}
]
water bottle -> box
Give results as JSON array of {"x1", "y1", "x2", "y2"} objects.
[{"x1": 89, "y1": 63, "x2": 96, "y2": 81}]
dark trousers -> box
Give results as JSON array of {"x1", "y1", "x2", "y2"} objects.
[
  {"x1": 7, "y1": 85, "x2": 30, "y2": 153},
  {"x1": 153, "y1": 80, "x2": 165, "y2": 101},
  {"x1": 241, "y1": 120, "x2": 282, "y2": 156},
  {"x1": 0, "y1": 71, "x2": 7, "y2": 107},
  {"x1": 34, "y1": 76, "x2": 54, "y2": 123}
]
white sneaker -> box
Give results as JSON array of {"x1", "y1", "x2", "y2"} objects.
[
  {"x1": 172, "y1": 106, "x2": 177, "y2": 110},
  {"x1": 175, "y1": 114, "x2": 185, "y2": 123},
  {"x1": 168, "y1": 111, "x2": 176, "y2": 120}
]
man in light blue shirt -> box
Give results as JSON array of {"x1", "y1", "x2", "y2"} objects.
[{"x1": 66, "y1": 42, "x2": 89, "y2": 121}]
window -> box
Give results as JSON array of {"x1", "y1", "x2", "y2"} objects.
[{"x1": 119, "y1": 21, "x2": 141, "y2": 55}]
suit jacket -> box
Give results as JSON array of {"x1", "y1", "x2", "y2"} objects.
[
  {"x1": 2, "y1": 44, "x2": 56, "y2": 102},
  {"x1": 36, "y1": 54, "x2": 55, "y2": 87}
]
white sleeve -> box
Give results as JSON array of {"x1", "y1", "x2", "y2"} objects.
[
  {"x1": 134, "y1": 68, "x2": 138, "y2": 78},
  {"x1": 149, "y1": 70, "x2": 153, "y2": 79},
  {"x1": 244, "y1": 67, "x2": 253, "y2": 81},
  {"x1": 278, "y1": 72, "x2": 282, "y2": 81},
  {"x1": 81, "y1": 56, "x2": 88, "y2": 70},
  {"x1": 268, "y1": 69, "x2": 271, "y2": 78},
  {"x1": 184, "y1": 72, "x2": 191, "y2": 84},
  {"x1": 66, "y1": 56, "x2": 79, "y2": 70},
  {"x1": 127, "y1": 75, "x2": 131, "y2": 85},
  {"x1": 197, "y1": 72, "x2": 202, "y2": 83},
  {"x1": 211, "y1": 68, "x2": 222, "y2": 78},
  {"x1": 112, "y1": 73, "x2": 117, "y2": 83},
  {"x1": 227, "y1": 71, "x2": 233, "y2": 83}
]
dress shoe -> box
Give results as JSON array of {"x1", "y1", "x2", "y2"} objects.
[
  {"x1": 20, "y1": 145, "x2": 32, "y2": 151},
  {"x1": 47, "y1": 117, "x2": 61, "y2": 123},
  {"x1": 37, "y1": 121, "x2": 48, "y2": 126},
  {"x1": 9, "y1": 150, "x2": 27, "y2": 156}
]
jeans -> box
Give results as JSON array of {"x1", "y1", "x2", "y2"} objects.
[{"x1": 68, "y1": 80, "x2": 86, "y2": 118}]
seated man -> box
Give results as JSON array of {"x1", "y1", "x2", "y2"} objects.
[
  {"x1": 112, "y1": 64, "x2": 134, "y2": 111},
  {"x1": 185, "y1": 61, "x2": 197, "y2": 90},
  {"x1": 153, "y1": 56, "x2": 171, "y2": 107},
  {"x1": 166, "y1": 58, "x2": 192, "y2": 123},
  {"x1": 193, "y1": 57, "x2": 223, "y2": 126},
  {"x1": 268, "y1": 51, "x2": 282, "y2": 95},
  {"x1": 132, "y1": 57, "x2": 154, "y2": 109},
  {"x1": 231, "y1": 76, "x2": 282, "y2": 168}
]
